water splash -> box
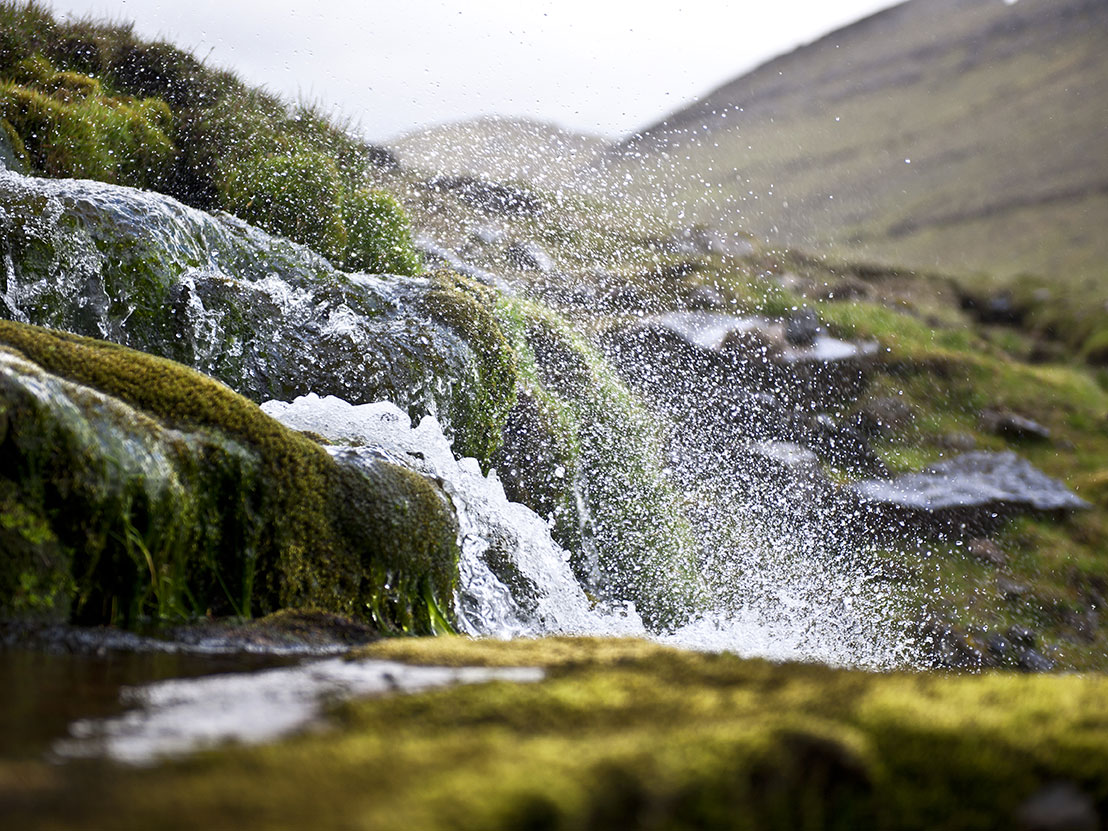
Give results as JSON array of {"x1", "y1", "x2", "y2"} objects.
[
  {"x1": 264, "y1": 394, "x2": 918, "y2": 669},
  {"x1": 262, "y1": 394, "x2": 645, "y2": 639}
]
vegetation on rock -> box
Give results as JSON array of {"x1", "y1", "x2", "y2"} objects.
[
  {"x1": 0, "y1": 320, "x2": 458, "y2": 630},
  {"x1": 0, "y1": 1, "x2": 420, "y2": 274}
]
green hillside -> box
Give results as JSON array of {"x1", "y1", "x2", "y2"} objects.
[{"x1": 605, "y1": 0, "x2": 1108, "y2": 290}]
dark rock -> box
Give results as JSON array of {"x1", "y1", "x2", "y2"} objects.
[
  {"x1": 1017, "y1": 647, "x2": 1055, "y2": 673},
  {"x1": 1060, "y1": 607, "x2": 1099, "y2": 643},
  {"x1": 1016, "y1": 782, "x2": 1098, "y2": 831},
  {"x1": 967, "y1": 537, "x2": 1008, "y2": 566},
  {"x1": 851, "y1": 396, "x2": 914, "y2": 437},
  {"x1": 998, "y1": 576, "x2": 1032, "y2": 600},
  {"x1": 918, "y1": 620, "x2": 985, "y2": 669},
  {"x1": 743, "y1": 440, "x2": 830, "y2": 502},
  {"x1": 506, "y1": 242, "x2": 554, "y2": 273},
  {"x1": 614, "y1": 311, "x2": 877, "y2": 410},
  {"x1": 785, "y1": 309, "x2": 821, "y2": 346},
  {"x1": 682, "y1": 284, "x2": 726, "y2": 310},
  {"x1": 987, "y1": 633, "x2": 1013, "y2": 660},
  {"x1": 365, "y1": 143, "x2": 401, "y2": 172},
  {"x1": 803, "y1": 413, "x2": 887, "y2": 474},
  {"x1": 1007, "y1": 625, "x2": 1037, "y2": 648},
  {"x1": 980, "y1": 409, "x2": 1051, "y2": 441},
  {"x1": 415, "y1": 235, "x2": 510, "y2": 291},
  {"x1": 851, "y1": 451, "x2": 1090, "y2": 536},
  {"x1": 961, "y1": 289, "x2": 1025, "y2": 325}
]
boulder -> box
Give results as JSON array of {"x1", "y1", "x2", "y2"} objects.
[
  {"x1": 980, "y1": 408, "x2": 1051, "y2": 441},
  {"x1": 0, "y1": 321, "x2": 459, "y2": 630},
  {"x1": 851, "y1": 451, "x2": 1089, "y2": 536}
]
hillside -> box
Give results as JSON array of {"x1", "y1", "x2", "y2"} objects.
[
  {"x1": 604, "y1": 0, "x2": 1108, "y2": 288},
  {"x1": 390, "y1": 115, "x2": 608, "y2": 190}
]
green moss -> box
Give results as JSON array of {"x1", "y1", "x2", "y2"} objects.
[
  {"x1": 420, "y1": 270, "x2": 520, "y2": 467},
  {"x1": 217, "y1": 151, "x2": 347, "y2": 260},
  {"x1": 6, "y1": 637, "x2": 1108, "y2": 830},
  {"x1": 0, "y1": 75, "x2": 175, "y2": 188},
  {"x1": 497, "y1": 298, "x2": 702, "y2": 628},
  {"x1": 0, "y1": 320, "x2": 459, "y2": 630},
  {"x1": 341, "y1": 188, "x2": 422, "y2": 275}
]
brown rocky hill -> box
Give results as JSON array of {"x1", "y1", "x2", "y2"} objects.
[{"x1": 603, "y1": 0, "x2": 1108, "y2": 288}]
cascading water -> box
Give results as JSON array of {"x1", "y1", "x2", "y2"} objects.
[
  {"x1": 1, "y1": 164, "x2": 920, "y2": 669},
  {"x1": 262, "y1": 394, "x2": 645, "y2": 639},
  {"x1": 262, "y1": 392, "x2": 918, "y2": 668}
]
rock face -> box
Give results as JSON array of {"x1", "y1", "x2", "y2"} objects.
[
  {"x1": 0, "y1": 168, "x2": 515, "y2": 466},
  {"x1": 0, "y1": 320, "x2": 459, "y2": 630},
  {"x1": 852, "y1": 451, "x2": 1090, "y2": 535},
  {"x1": 0, "y1": 168, "x2": 703, "y2": 632}
]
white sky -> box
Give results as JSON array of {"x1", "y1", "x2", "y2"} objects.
[{"x1": 47, "y1": 0, "x2": 899, "y2": 142}]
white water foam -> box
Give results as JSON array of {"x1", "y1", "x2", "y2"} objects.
[
  {"x1": 262, "y1": 394, "x2": 644, "y2": 639},
  {"x1": 263, "y1": 394, "x2": 917, "y2": 669}
]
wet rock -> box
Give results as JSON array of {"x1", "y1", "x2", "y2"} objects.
[
  {"x1": 1016, "y1": 782, "x2": 1098, "y2": 831},
  {"x1": 1017, "y1": 647, "x2": 1055, "y2": 673},
  {"x1": 682, "y1": 283, "x2": 726, "y2": 310},
  {"x1": 802, "y1": 413, "x2": 887, "y2": 474},
  {"x1": 0, "y1": 322, "x2": 460, "y2": 630},
  {"x1": 415, "y1": 235, "x2": 510, "y2": 290},
  {"x1": 961, "y1": 289, "x2": 1025, "y2": 325},
  {"x1": 850, "y1": 396, "x2": 914, "y2": 437},
  {"x1": 608, "y1": 311, "x2": 876, "y2": 411},
  {"x1": 785, "y1": 309, "x2": 821, "y2": 346},
  {"x1": 852, "y1": 451, "x2": 1090, "y2": 536},
  {"x1": 1060, "y1": 607, "x2": 1099, "y2": 643},
  {"x1": 1007, "y1": 624, "x2": 1037, "y2": 648},
  {"x1": 506, "y1": 241, "x2": 554, "y2": 273},
  {"x1": 980, "y1": 409, "x2": 1051, "y2": 441},
  {"x1": 743, "y1": 441, "x2": 830, "y2": 503},
  {"x1": 365, "y1": 144, "x2": 401, "y2": 172},
  {"x1": 967, "y1": 537, "x2": 1008, "y2": 566},
  {"x1": 987, "y1": 633, "x2": 1013, "y2": 660},
  {"x1": 918, "y1": 620, "x2": 985, "y2": 669}
]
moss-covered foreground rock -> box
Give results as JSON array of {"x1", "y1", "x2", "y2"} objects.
[
  {"x1": 0, "y1": 320, "x2": 458, "y2": 629},
  {"x1": 3, "y1": 636, "x2": 1106, "y2": 830}
]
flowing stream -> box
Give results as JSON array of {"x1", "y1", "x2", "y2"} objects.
[{"x1": 0, "y1": 164, "x2": 921, "y2": 764}]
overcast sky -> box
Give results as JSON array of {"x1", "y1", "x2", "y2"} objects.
[{"x1": 47, "y1": 0, "x2": 900, "y2": 142}]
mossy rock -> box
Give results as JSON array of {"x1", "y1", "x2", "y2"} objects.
[
  {"x1": 0, "y1": 115, "x2": 28, "y2": 173},
  {"x1": 0, "y1": 172, "x2": 519, "y2": 483},
  {"x1": 497, "y1": 298, "x2": 703, "y2": 628},
  {"x1": 420, "y1": 270, "x2": 520, "y2": 466},
  {"x1": 0, "y1": 320, "x2": 459, "y2": 630}
]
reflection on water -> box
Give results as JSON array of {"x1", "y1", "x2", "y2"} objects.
[
  {"x1": 54, "y1": 658, "x2": 544, "y2": 765},
  {"x1": 0, "y1": 646, "x2": 292, "y2": 761}
]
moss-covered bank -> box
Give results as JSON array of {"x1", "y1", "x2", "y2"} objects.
[
  {"x1": 0, "y1": 320, "x2": 458, "y2": 630},
  {"x1": 3, "y1": 636, "x2": 1106, "y2": 830},
  {"x1": 0, "y1": 2, "x2": 421, "y2": 274}
]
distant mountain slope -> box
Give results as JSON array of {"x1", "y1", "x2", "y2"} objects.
[
  {"x1": 390, "y1": 116, "x2": 608, "y2": 191},
  {"x1": 605, "y1": 0, "x2": 1108, "y2": 285}
]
